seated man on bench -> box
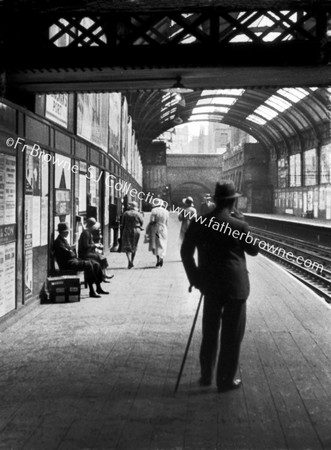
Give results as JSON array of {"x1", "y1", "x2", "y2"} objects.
[{"x1": 53, "y1": 222, "x2": 109, "y2": 298}]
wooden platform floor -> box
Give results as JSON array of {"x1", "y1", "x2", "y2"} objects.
[{"x1": 0, "y1": 213, "x2": 330, "y2": 450}]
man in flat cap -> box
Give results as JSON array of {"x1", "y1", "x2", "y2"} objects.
[
  {"x1": 53, "y1": 222, "x2": 108, "y2": 298},
  {"x1": 181, "y1": 182, "x2": 259, "y2": 392}
]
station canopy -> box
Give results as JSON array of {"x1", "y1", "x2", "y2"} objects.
[{"x1": 126, "y1": 86, "x2": 329, "y2": 151}]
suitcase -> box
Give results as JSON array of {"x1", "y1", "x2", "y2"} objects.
[{"x1": 47, "y1": 276, "x2": 81, "y2": 303}]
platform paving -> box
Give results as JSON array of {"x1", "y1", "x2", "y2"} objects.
[{"x1": 0, "y1": 213, "x2": 330, "y2": 450}]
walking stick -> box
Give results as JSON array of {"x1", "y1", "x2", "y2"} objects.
[{"x1": 174, "y1": 291, "x2": 204, "y2": 393}]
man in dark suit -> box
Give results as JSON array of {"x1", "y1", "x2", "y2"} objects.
[
  {"x1": 199, "y1": 193, "x2": 215, "y2": 215},
  {"x1": 181, "y1": 182, "x2": 259, "y2": 392},
  {"x1": 53, "y1": 222, "x2": 108, "y2": 298}
]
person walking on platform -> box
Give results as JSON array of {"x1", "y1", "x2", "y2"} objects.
[
  {"x1": 121, "y1": 201, "x2": 144, "y2": 269},
  {"x1": 53, "y1": 222, "x2": 109, "y2": 298},
  {"x1": 200, "y1": 193, "x2": 215, "y2": 215},
  {"x1": 180, "y1": 182, "x2": 259, "y2": 392},
  {"x1": 78, "y1": 217, "x2": 113, "y2": 282},
  {"x1": 147, "y1": 199, "x2": 169, "y2": 267},
  {"x1": 178, "y1": 196, "x2": 197, "y2": 246}
]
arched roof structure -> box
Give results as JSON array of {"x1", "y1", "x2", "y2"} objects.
[{"x1": 126, "y1": 87, "x2": 330, "y2": 155}]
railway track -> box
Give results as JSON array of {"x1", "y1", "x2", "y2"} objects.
[{"x1": 250, "y1": 227, "x2": 331, "y2": 304}]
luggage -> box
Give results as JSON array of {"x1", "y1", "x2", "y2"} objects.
[{"x1": 46, "y1": 276, "x2": 80, "y2": 303}]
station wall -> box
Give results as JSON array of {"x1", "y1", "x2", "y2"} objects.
[{"x1": 0, "y1": 96, "x2": 143, "y2": 320}]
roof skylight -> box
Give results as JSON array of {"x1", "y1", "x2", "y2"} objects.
[{"x1": 246, "y1": 115, "x2": 267, "y2": 125}]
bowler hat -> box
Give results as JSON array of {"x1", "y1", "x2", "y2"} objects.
[
  {"x1": 57, "y1": 222, "x2": 69, "y2": 232},
  {"x1": 213, "y1": 182, "x2": 241, "y2": 200},
  {"x1": 183, "y1": 196, "x2": 194, "y2": 205}
]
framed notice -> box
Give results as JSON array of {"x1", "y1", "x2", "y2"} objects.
[
  {"x1": 109, "y1": 93, "x2": 121, "y2": 161},
  {"x1": 77, "y1": 93, "x2": 109, "y2": 151},
  {"x1": 0, "y1": 225, "x2": 16, "y2": 318},
  {"x1": 45, "y1": 94, "x2": 68, "y2": 128}
]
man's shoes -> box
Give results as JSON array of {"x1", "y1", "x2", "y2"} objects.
[
  {"x1": 217, "y1": 379, "x2": 242, "y2": 393},
  {"x1": 128, "y1": 262, "x2": 134, "y2": 269},
  {"x1": 159, "y1": 258, "x2": 163, "y2": 267},
  {"x1": 96, "y1": 288, "x2": 109, "y2": 295},
  {"x1": 199, "y1": 376, "x2": 212, "y2": 387},
  {"x1": 90, "y1": 292, "x2": 101, "y2": 298}
]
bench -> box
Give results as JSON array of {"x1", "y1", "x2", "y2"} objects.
[{"x1": 50, "y1": 250, "x2": 88, "y2": 289}]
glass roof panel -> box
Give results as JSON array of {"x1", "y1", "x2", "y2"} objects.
[
  {"x1": 197, "y1": 97, "x2": 238, "y2": 106},
  {"x1": 201, "y1": 89, "x2": 244, "y2": 96},
  {"x1": 254, "y1": 105, "x2": 278, "y2": 120},
  {"x1": 246, "y1": 114, "x2": 267, "y2": 125},
  {"x1": 188, "y1": 114, "x2": 224, "y2": 121},
  {"x1": 192, "y1": 106, "x2": 230, "y2": 115},
  {"x1": 277, "y1": 88, "x2": 310, "y2": 102},
  {"x1": 266, "y1": 95, "x2": 292, "y2": 112}
]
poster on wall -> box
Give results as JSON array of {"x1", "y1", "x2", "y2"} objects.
[
  {"x1": 104, "y1": 177, "x2": 109, "y2": 225},
  {"x1": 79, "y1": 174, "x2": 87, "y2": 214},
  {"x1": 320, "y1": 144, "x2": 331, "y2": 183},
  {"x1": 289, "y1": 154, "x2": 301, "y2": 187},
  {"x1": 326, "y1": 186, "x2": 331, "y2": 220},
  {"x1": 127, "y1": 117, "x2": 132, "y2": 174},
  {"x1": 304, "y1": 149, "x2": 317, "y2": 186},
  {"x1": 121, "y1": 97, "x2": 128, "y2": 170},
  {"x1": 88, "y1": 166, "x2": 97, "y2": 207},
  {"x1": 0, "y1": 245, "x2": 4, "y2": 317},
  {"x1": 0, "y1": 153, "x2": 16, "y2": 318},
  {"x1": 25, "y1": 151, "x2": 33, "y2": 302},
  {"x1": 277, "y1": 158, "x2": 288, "y2": 188},
  {"x1": 32, "y1": 155, "x2": 41, "y2": 247},
  {"x1": 3, "y1": 242, "x2": 16, "y2": 313},
  {"x1": 109, "y1": 93, "x2": 121, "y2": 161},
  {"x1": 0, "y1": 227, "x2": 16, "y2": 317},
  {"x1": 5, "y1": 155, "x2": 16, "y2": 224},
  {"x1": 0, "y1": 154, "x2": 4, "y2": 225},
  {"x1": 45, "y1": 94, "x2": 68, "y2": 128},
  {"x1": 77, "y1": 93, "x2": 109, "y2": 151},
  {"x1": 54, "y1": 155, "x2": 72, "y2": 230},
  {"x1": 40, "y1": 158, "x2": 49, "y2": 246},
  {"x1": 24, "y1": 195, "x2": 33, "y2": 302}
]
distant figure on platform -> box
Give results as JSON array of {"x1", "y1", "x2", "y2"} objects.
[
  {"x1": 200, "y1": 193, "x2": 215, "y2": 215},
  {"x1": 181, "y1": 182, "x2": 259, "y2": 392},
  {"x1": 178, "y1": 196, "x2": 197, "y2": 246},
  {"x1": 147, "y1": 199, "x2": 169, "y2": 267},
  {"x1": 121, "y1": 201, "x2": 144, "y2": 269},
  {"x1": 78, "y1": 217, "x2": 113, "y2": 282},
  {"x1": 53, "y1": 222, "x2": 108, "y2": 298}
]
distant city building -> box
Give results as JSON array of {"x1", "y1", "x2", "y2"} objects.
[{"x1": 167, "y1": 122, "x2": 232, "y2": 154}]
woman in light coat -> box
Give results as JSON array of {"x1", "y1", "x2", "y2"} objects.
[
  {"x1": 147, "y1": 199, "x2": 169, "y2": 267},
  {"x1": 121, "y1": 201, "x2": 144, "y2": 269}
]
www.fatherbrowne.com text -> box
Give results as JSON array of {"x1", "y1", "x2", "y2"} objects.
[{"x1": 6, "y1": 136, "x2": 323, "y2": 274}]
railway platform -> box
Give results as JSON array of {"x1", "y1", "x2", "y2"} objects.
[
  {"x1": 0, "y1": 213, "x2": 330, "y2": 450},
  {"x1": 244, "y1": 213, "x2": 331, "y2": 247}
]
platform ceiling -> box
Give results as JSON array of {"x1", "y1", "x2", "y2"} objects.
[
  {"x1": 1, "y1": 0, "x2": 331, "y2": 152},
  {"x1": 4, "y1": 0, "x2": 331, "y2": 13}
]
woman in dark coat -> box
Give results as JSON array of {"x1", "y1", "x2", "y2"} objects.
[{"x1": 121, "y1": 201, "x2": 144, "y2": 268}]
